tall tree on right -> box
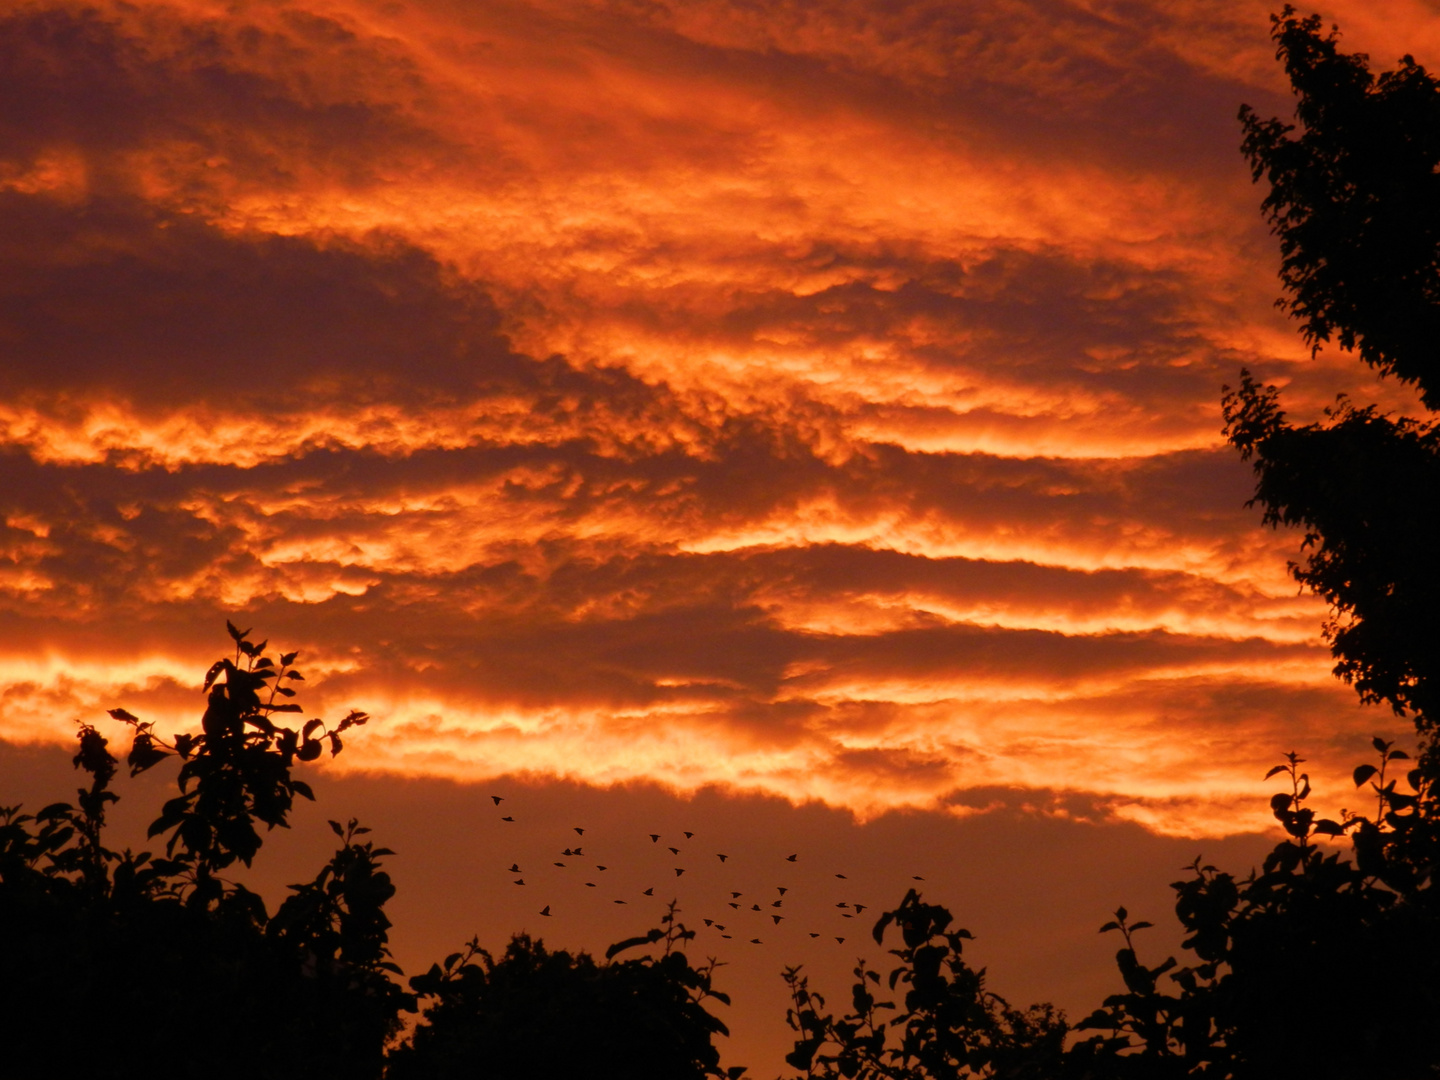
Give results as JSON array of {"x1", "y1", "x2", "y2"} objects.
[{"x1": 1228, "y1": 5, "x2": 1440, "y2": 757}]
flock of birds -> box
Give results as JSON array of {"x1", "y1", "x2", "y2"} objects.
[{"x1": 484, "y1": 794, "x2": 927, "y2": 949}]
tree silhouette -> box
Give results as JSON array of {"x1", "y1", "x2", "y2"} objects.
[
  {"x1": 1228, "y1": 7, "x2": 1440, "y2": 747},
  {"x1": 390, "y1": 902, "x2": 743, "y2": 1080}
]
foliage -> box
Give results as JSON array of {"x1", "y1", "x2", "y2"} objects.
[
  {"x1": 1239, "y1": 6, "x2": 1440, "y2": 408},
  {"x1": 783, "y1": 742, "x2": 1440, "y2": 1080},
  {"x1": 0, "y1": 624, "x2": 407, "y2": 1079},
  {"x1": 389, "y1": 901, "x2": 744, "y2": 1080}
]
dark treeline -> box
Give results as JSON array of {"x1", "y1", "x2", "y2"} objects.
[{"x1": 4, "y1": 9, "x2": 1440, "y2": 1079}]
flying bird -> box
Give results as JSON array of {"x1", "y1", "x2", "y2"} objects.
[
  {"x1": 540, "y1": 906, "x2": 551, "y2": 916},
  {"x1": 490, "y1": 796, "x2": 504, "y2": 805},
  {"x1": 750, "y1": 938, "x2": 762, "y2": 945},
  {"x1": 649, "y1": 834, "x2": 660, "y2": 843},
  {"x1": 668, "y1": 847, "x2": 680, "y2": 855},
  {"x1": 836, "y1": 873, "x2": 847, "y2": 879},
  {"x1": 772, "y1": 915, "x2": 784, "y2": 924},
  {"x1": 644, "y1": 887, "x2": 654, "y2": 896},
  {"x1": 835, "y1": 937, "x2": 845, "y2": 944},
  {"x1": 854, "y1": 904, "x2": 867, "y2": 914},
  {"x1": 721, "y1": 934, "x2": 732, "y2": 939},
  {"x1": 501, "y1": 816, "x2": 514, "y2": 822},
  {"x1": 704, "y1": 919, "x2": 714, "y2": 927},
  {"x1": 513, "y1": 879, "x2": 525, "y2": 885},
  {"x1": 771, "y1": 901, "x2": 783, "y2": 908},
  {"x1": 751, "y1": 904, "x2": 761, "y2": 912},
  {"x1": 836, "y1": 903, "x2": 849, "y2": 908},
  {"x1": 809, "y1": 933, "x2": 820, "y2": 938},
  {"x1": 597, "y1": 865, "x2": 608, "y2": 871},
  {"x1": 573, "y1": 847, "x2": 584, "y2": 856},
  {"x1": 554, "y1": 862, "x2": 566, "y2": 868},
  {"x1": 674, "y1": 868, "x2": 685, "y2": 877},
  {"x1": 574, "y1": 828, "x2": 585, "y2": 836},
  {"x1": 508, "y1": 863, "x2": 521, "y2": 873},
  {"x1": 715, "y1": 924, "x2": 726, "y2": 931},
  {"x1": 731, "y1": 891, "x2": 743, "y2": 898},
  {"x1": 913, "y1": 875, "x2": 925, "y2": 881},
  {"x1": 728, "y1": 903, "x2": 740, "y2": 909},
  {"x1": 842, "y1": 913, "x2": 853, "y2": 918},
  {"x1": 786, "y1": 854, "x2": 797, "y2": 862},
  {"x1": 684, "y1": 831, "x2": 694, "y2": 839},
  {"x1": 717, "y1": 854, "x2": 728, "y2": 862},
  {"x1": 614, "y1": 899, "x2": 627, "y2": 905},
  {"x1": 777, "y1": 887, "x2": 788, "y2": 895},
  {"x1": 585, "y1": 882, "x2": 596, "y2": 888},
  {"x1": 562, "y1": 848, "x2": 573, "y2": 857}
]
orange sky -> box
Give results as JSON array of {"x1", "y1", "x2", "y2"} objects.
[{"x1": 0, "y1": 0, "x2": 1433, "y2": 1069}]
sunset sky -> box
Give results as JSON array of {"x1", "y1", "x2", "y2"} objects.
[{"x1": 1, "y1": 0, "x2": 1435, "y2": 1069}]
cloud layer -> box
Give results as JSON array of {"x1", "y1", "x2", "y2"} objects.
[{"x1": 0, "y1": 0, "x2": 1426, "y2": 838}]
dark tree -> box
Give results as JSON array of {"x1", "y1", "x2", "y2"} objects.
[
  {"x1": 388, "y1": 904, "x2": 743, "y2": 1080},
  {"x1": 1228, "y1": 8, "x2": 1440, "y2": 751},
  {"x1": 0, "y1": 625, "x2": 408, "y2": 1079}
]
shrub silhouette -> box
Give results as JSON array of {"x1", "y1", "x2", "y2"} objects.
[{"x1": 389, "y1": 905, "x2": 742, "y2": 1080}]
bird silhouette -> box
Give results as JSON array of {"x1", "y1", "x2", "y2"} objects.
[
  {"x1": 835, "y1": 937, "x2": 845, "y2": 944},
  {"x1": 786, "y1": 854, "x2": 797, "y2": 862},
  {"x1": 508, "y1": 863, "x2": 521, "y2": 873},
  {"x1": 809, "y1": 932, "x2": 820, "y2": 938},
  {"x1": 717, "y1": 854, "x2": 729, "y2": 862},
  {"x1": 614, "y1": 899, "x2": 627, "y2": 905},
  {"x1": 771, "y1": 900, "x2": 783, "y2": 908},
  {"x1": 540, "y1": 906, "x2": 551, "y2": 916},
  {"x1": 750, "y1": 904, "x2": 761, "y2": 912},
  {"x1": 490, "y1": 795, "x2": 504, "y2": 805},
  {"x1": 721, "y1": 934, "x2": 732, "y2": 939},
  {"x1": 684, "y1": 831, "x2": 694, "y2": 839},
  {"x1": 668, "y1": 847, "x2": 680, "y2": 855},
  {"x1": 854, "y1": 904, "x2": 867, "y2": 913},
  {"x1": 913, "y1": 875, "x2": 925, "y2": 881},
  {"x1": 842, "y1": 913, "x2": 853, "y2": 918},
  {"x1": 715, "y1": 924, "x2": 726, "y2": 931},
  {"x1": 585, "y1": 882, "x2": 596, "y2": 888},
  {"x1": 731, "y1": 891, "x2": 743, "y2": 898},
  {"x1": 513, "y1": 879, "x2": 525, "y2": 885},
  {"x1": 771, "y1": 915, "x2": 784, "y2": 924},
  {"x1": 704, "y1": 919, "x2": 714, "y2": 926},
  {"x1": 749, "y1": 938, "x2": 762, "y2": 945},
  {"x1": 836, "y1": 873, "x2": 847, "y2": 879},
  {"x1": 674, "y1": 868, "x2": 685, "y2": 877},
  {"x1": 728, "y1": 902, "x2": 740, "y2": 909},
  {"x1": 574, "y1": 827, "x2": 585, "y2": 836},
  {"x1": 643, "y1": 887, "x2": 654, "y2": 896},
  {"x1": 502, "y1": 816, "x2": 515, "y2": 822},
  {"x1": 597, "y1": 864, "x2": 608, "y2": 871},
  {"x1": 836, "y1": 902, "x2": 849, "y2": 908},
  {"x1": 562, "y1": 848, "x2": 574, "y2": 856},
  {"x1": 573, "y1": 847, "x2": 584, "y2": 856},
  {"x1": 553, "y1": 861, "x2": 566, "y2": 867},
  {"x1": 649, "y1": 834, "x2": 660, "y2": 843},
  {"x1": 777, "y1": 887, "x2": 788, "y2": 895}
]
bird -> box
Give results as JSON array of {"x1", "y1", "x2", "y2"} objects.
[
  {"x1": 715, "y1": 924, "x2": 726, "y2": 931},
  {"x1": 704, "y1": 919, "x2": 714, "y2": 926},
  {"x1": 728, "y1": 902, "x2": 740, "y2": 909},
  {"x1": 842, "y1": 913, "x2": 853, "y2": 918},
  {"x1": 562, "y1": 848, "x2": 573, "y2": 857},
  {"x1": 554, "y1": 862, "x2": 566, "y2": 867},
  {"x1": 772, "y1": 915, "x2": 784, "y2": 924},
  {"x1": 585, "y1": 882, "x2": 596, "y2": 888},
  {"x1": 717, "y1": 854, "x2": 729, "y2": 862},
  {"x1": 614, "y1": 899, "x2": 627, "y2": 905},
  {"x1": 509, "y1": 863, "x2": 521, "y2": 873},
  {"x1": 502, "y1": 816, "x2": 515, "y2": 822},
  {"x1": 573, "y1": 847, "x2": 584, "y2": 856},
  {"x1": 786, "y1": 854, "x2": 797, "y2": 862},
  {"x1": 771, "y1": 900, "x2": 783, "y2": 908},
  {"x1": 513, "y1": 879, "x2": 525, "y2": 885},
  {"x1": 721, "y1": 934, "x2": 732, "y2": 939},
  {"x1": 836, "y1": 902, "x2": 849, "y2": 909},
  {"x1": 749, "y1": 938, "x2": 762, "y2": 945},
  {"x1": 684, "y1": 831, "x2": 694, "y2": 839},
  {"x1": 835, "y1": 937, "x2": 845, "y2": 944},
  {"x1": 644, "y1": 887, "x2": 654, "y2": 896},
  {"x1": 777, "y1": 887, "x2": 788, "y2": 895},
  {"x1": 574, "y1": 827, "x2": 585, "y2": 836},
  {"x1": 540, "y1": 906, "x2": 551, "y2": 916},
  {"x1": 809, "y1": 932, "x2": 820, "y2": 938},
  {"x1": 731, "y1": 891, "x2": 743, "y2": 898},
  {"x1": 491, "y1": 795, "x2": 504, "y2": 805},
  {"x1": 597, "y1": 865, "x2": 608, "y2": 871},
  {"x1": 649, "y1": 834, "x2": 660, "y2": 843},
  {"x1": 836, "y1": 873, "x2": 847, "y2": 879},
  {"x1": 854, "y1": 904, "x2": 867, "y2": 914},
  {"x1": 668, "y1": 847, "x2": 680, "y2": 855},
  {"x1": 751, "y1": 904, "x2": 761, "y2": 912},
  {"x1": 913, "y1": 875, "x2": 925, "y2": 881},
  {"x1": 674, "y1": 868, "x2": 685, "y2": 877}
]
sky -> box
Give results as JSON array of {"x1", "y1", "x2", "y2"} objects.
[{"x1": 1, "y1": 0, "x2": 1435, "y2": 1071}]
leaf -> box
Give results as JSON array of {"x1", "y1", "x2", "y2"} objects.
[
  {"x1": 1270, "y1": 792, "x2": 1293, "y2": 812},
  {"x1": 303, "y1": 719, "x2": 323, "y2": 738},
  {"x1": 1098, "y1": 921, "x2": 1120, "y2": 933},
  {"x1": 280, "y1": 652, "x2": 299, "y2": 666},
  {"x1": 1263, "y1": 764, "x2": 1288, "y2": 780},
  {"x1": 226, "y1": 620, "x2": 249, "y2": 642},
  {"x1": 1313, "y1": 819, "x2": 1346, "y2": 835},
  {"x1": 290, "y1": 780, "x2": 315, "y2": 801},
  {"x1": 107, "y1": 708, "x2": 140, "y2": 723},
  {"x1": 1115, "y1": 906, "x2": 1127, "y2": 921},
  {"x1": 286, "y1": 671, "x2": 304, "y2": 680},
  {"x1": 329, "y1": 820, "x2": 345, "y2": 837},
  {"x1": 1129, "y1": 921, "x2": 1153, "y2": 931},
  {"x1": 1372, "y1": 736, "x2": 1391, "y2": 754},
  {"x1": 1353, "y1": 764, "x2": 1379, "y2": 786},
  {"x1": 1388, "y1": 749, "x2": 1410, "y2": 761},
  {"x1": 270, "y1": 703, "x2": 303, "y2": 713}
]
